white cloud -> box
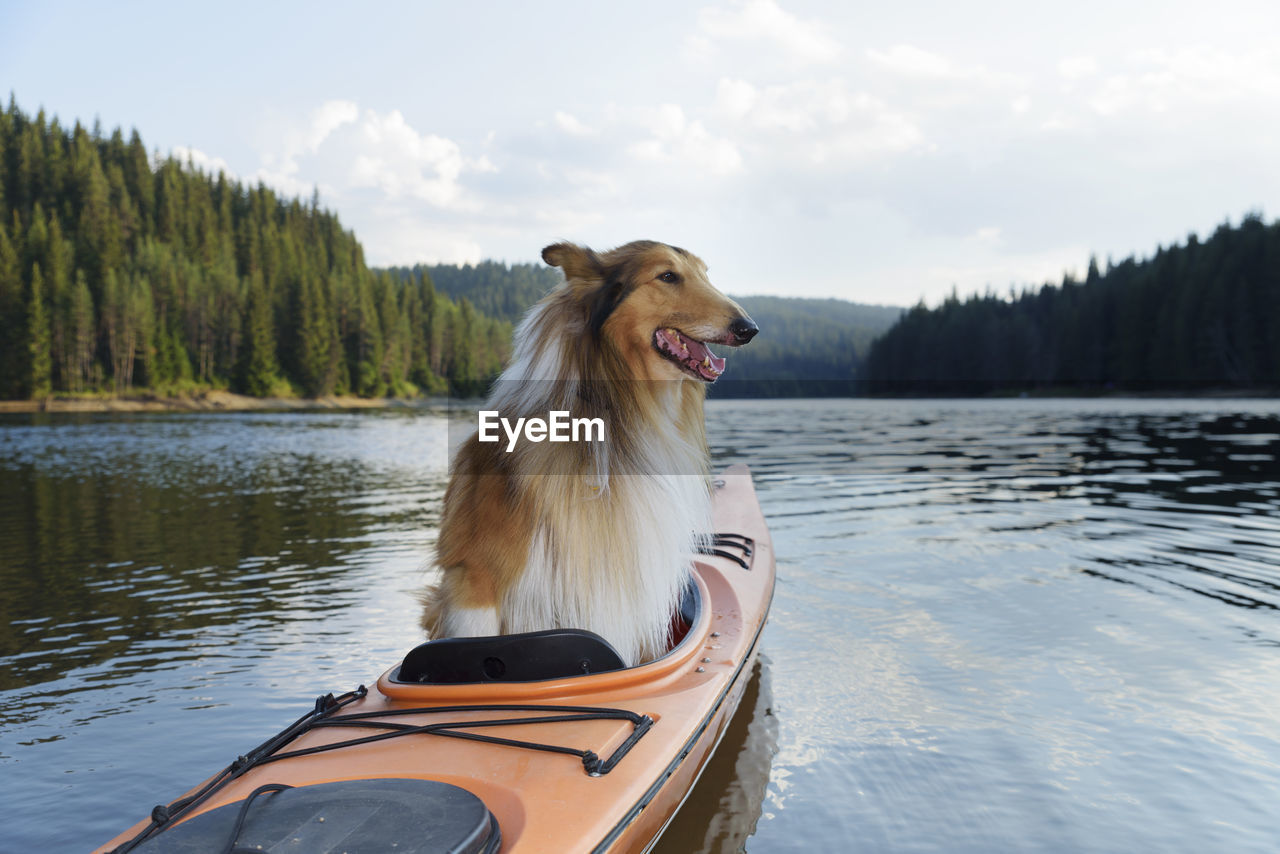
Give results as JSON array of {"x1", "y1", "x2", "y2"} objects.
[
  {"x1": 867, "y1": 44, "x2": 1029, "y2": 101},
  {"x1": 1135, "y1": 46, "x2": 1280, "y2": 99},
  {"x1": 250, "y1": 102, "x2": 494, "y2": 214},
  {"x1": 171, "y1": 145, "x2": 234, "y2": 177},
  {"x1": 715, "y1": 78, "x2": 757, "y2": 120},
  {"x1": 808, "y1": 102, "x2": 924, "y2": 163},
  {"x1": 348, "y1": 108, "x2": 492, "y2": 208},
  {"x1": 713, "y1": 78, "x2": 924, "y2": 163},
  {"x1": 625, "y1": 103, "x2": 743, "y2": 175},
  {"x1": 554, "y1": 111, "x2": 594, "y2": 136},
  {"x1": 235, "y1": 101, "x2": 513, "y2": 264},
  {"x1": 695, "y1": 0, "x2": 840, "y2": 64},
  {"x1": 1058, "y1": 55, "x2": 1099, "y2": 80},
  {"x1": 249, "y1": 99, "x2": 361, "y2": 198},
  {"x1": 1038, "y1": 112, "x2": 1077, "y2": 132},
  {"x1": 365, "y1": 215, "x2": 485, "y2": 267},
  {"x1": 714, "y1": 78, "x2": 813, "y2": 131},
  {"x1": 919, "y1": 242, "x2": 1092, "y2": 305},
  {"x1": 868, "y1": 45, "x2": 954, "y2": 78},
  {"x1": 307, "y1": 100, "x2": 358, "y2": 151},
  {"x1": 1084, "y1": 47, "x2": 1280, "y2": 116}
]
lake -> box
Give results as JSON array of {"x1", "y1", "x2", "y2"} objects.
[{"x1": 2, "y1": 398, "x2": 1280, "y2": 852}]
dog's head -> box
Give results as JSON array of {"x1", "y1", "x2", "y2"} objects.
[{"x1": 542, "y1": 240, "x2": 757, "y2": 383}]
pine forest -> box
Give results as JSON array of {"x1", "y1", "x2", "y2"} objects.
[
  {"x1": 862, "y1": 215, "x2": 1280, "y2": 394},
  {"x1": 0, "y1": 98, "x2": 511, "y2": 401}
]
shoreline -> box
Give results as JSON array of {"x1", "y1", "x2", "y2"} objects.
[
  {"x1": 2, "y1": 388, "x2": 1276, "y2": 414},
  {"x1": 0, "y1": 390, "x2": 451, "y2": 414}
]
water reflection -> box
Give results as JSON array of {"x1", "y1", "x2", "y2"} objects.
[
  {"x1": 653, "y1": 658, "x2": 778, "y2": 854},
  {"x1": 0, "y1": 426, "x2": 448, "y2": 692},
  {"x1": 709, "y1": 399, "x2": 1280, "y2": 623}
]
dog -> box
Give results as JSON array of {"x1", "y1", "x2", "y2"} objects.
[{"x1": 421, "y1": 240, "x2": 758, "y2": 666}]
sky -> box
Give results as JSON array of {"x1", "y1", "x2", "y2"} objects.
[{"x1": 5, "y1": 0, "x2": 1280, "y2": 307}]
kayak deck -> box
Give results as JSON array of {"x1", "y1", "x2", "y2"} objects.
[{"x1": 98, "y1": 465, "x2": 775, "y2": 854}]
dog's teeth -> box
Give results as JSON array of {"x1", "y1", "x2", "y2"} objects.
[{"x1": 702, "y1": 356, "x2": 710, "y2": 367}]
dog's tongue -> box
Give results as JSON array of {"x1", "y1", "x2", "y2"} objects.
[
  {"x1": 686, "y1": 338, "x2": 726, "y2": 381},
  {"x1": 656, "y1": 328, "x2": 726, "y2": 381}
]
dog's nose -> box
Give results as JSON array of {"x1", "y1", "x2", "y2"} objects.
[{"x1": 729, "y1": 317, "x2": 759, "y2": 344}]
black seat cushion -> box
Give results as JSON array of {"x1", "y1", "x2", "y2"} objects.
[
  {"x1": 396, "y1": 579, "x2": 700, "y2": 684},
  {"x1": 396, "y1": 628, "x2": 626, "y2": 684}
]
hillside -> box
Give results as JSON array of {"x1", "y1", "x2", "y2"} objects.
[
  {"x1": 404, "y1": 261, "x2": 560, "y2": 325},
  {"x1": 714, "y1": 296, "x2": 902, "y2": 397},
  {"x1": 0, "y1": 98, "x2": 511, "y2": 401},
  {"x1": 387, "y1": 263, "x2": 903, "y2": 397},
  {"x1": 862, "y1": 215, "x2": 1280, "y2": 394}
]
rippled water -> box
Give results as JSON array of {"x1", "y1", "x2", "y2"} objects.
[{"x1": 3, "y1": 399, "x2": 1280, "y2": 852}]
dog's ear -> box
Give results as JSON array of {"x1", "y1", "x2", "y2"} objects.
[{"x1": 542, "y1": 242, "x2": 602, "y2": 283}]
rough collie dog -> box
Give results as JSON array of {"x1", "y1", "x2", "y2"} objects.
[{"x1": 421, "y1": 240, "x2": 758, "y2": 666}]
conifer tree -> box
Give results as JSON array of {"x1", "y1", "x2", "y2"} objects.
[
  {"x1": 17, "y1": 119, "x2": 43, "y2": 214},
  {"x1": 352, "y1": 276, "x2": 384, "y2": 397},
  {"x1": 450, "y1": 299, "x2": 477, "y2": 395},
  {"x1": 23, "y1": 201, "x2": 47, "y2": 274},
  {"x1": 296, "y1": 272, "x2": 336, "y2": 396},
  {"x1": 69, "y1": 269, "x2": 94, "y2": 392},
  {"x1": 0, "y1": 221, "x2": 22, "y2": 397},
  {"x1": 26, "y1": 262, "x2": 52, "y2": 398},
  {"x1": 236, "y1": 272, "x2": 280, "y2": 397},
  {"x1": 43, "y1": 213, "x2": 72, "y2": 389},
  {"x1": 123, "y1": 129, "x2": 154, "y2": 235},
  {"x1": 129, "y1": 274, "x2": 155, "y2": 388},
  {"x1": 101, "y1": 268, "x2": 133, "y2": 393}
]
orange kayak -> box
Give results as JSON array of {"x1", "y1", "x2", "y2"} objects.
[{"x1": 96, "y1": 464, "x2": 775, "y2": 854}]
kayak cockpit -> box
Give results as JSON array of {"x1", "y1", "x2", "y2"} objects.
[{"x1": 390, "y1": 578, "x2": 703, "y2": 685}]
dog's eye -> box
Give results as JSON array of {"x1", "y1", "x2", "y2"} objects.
[{"x1": 658, "y1": 271, "x2": 681, "y2": 285}]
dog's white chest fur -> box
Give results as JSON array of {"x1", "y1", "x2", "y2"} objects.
[{"x1": 503, "y1": 472, "x2": 710, "y2": 665}]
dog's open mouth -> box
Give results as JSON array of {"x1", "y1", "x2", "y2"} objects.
[{"x1": 654, "y1": 328, "x2": 726, "y2": 382}]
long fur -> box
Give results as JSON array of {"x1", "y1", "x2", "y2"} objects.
[{"x1": 422, "y1": 240, "x2": 754, "y2": 666}]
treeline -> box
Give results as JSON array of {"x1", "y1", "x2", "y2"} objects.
[
  {"x1": 387, "y1": 261, "x2": 561, "y2": 325},
  {"x1": 393, "y1": 262, "x2": 904, "y2": 397},
  {"x1": 863, "y1": 214, "x2": 1280, "y2": 394},
  {"x1": 0, "y1": 98, "x2": 511, "y2": 401},
  {"x1": 711, "y1": 297, "x2": 901, "y2": 397}
]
